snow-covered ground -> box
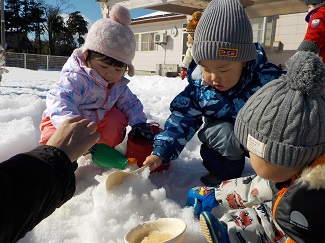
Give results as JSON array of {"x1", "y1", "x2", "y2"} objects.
[{"x1": 0, "y1": 67, "x2": 253, "y2": 242}]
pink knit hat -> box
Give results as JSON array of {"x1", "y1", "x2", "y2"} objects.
[{"x1": 82, "y1": 4, "x2": 136, "y2": 76}]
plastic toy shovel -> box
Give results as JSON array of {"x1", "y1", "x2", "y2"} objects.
[
  {"x1": 106, "y1": 166, "x2": 147, "y2": 191},
  {"x1": 89, "y1": 143, "x2": 137, "y2": 169}
]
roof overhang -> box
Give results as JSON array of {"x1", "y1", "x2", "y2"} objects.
[{"x1": 96, "y1": 0, "x2": 307, "y2": 18}]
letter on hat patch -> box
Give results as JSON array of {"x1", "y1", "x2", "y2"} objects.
[{"x1": 219, "y1": 48, "x2": 238, "y2": 58}]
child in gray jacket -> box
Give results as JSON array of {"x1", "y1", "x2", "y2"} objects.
[{"x1": 187, "y1": 51, "x2": 325, "y2": 243}]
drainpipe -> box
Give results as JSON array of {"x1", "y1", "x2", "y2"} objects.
[{"x1": 1, "y1": 0, "x2": 5, "y2": 50}]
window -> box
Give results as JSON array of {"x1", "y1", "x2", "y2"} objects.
[
  {"x1": 251, "y1": 16, "x2": 276, "y2": 48},
  {"x1": 251, "y1": 18, "x2": 264, "y2": 43},
  {"x1": 135, "y1": 34, "x2": 139, "y2": 51},
  {"x1": 135, "y1": 32, "x2": 157, "y2": 52},
  {"x1": 182, "y1": 22, "x2": 188, "y2": 58},
  {"x1": 264, "y1": 17, "x2": 274, "y2": 47}
]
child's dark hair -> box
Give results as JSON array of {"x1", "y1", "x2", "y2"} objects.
[{"x1": 85, "y1": 50, "x2": 127, "y2": 69}]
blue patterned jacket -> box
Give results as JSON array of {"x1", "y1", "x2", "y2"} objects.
[{"x1": 153, "y1": 43, "x2": 285, "y2": 163}]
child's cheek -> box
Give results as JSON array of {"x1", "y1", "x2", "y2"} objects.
[{"x1": 202, "y1": 71, "x2": 211, "y2": 82}]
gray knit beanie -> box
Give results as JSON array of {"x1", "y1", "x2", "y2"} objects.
[
  {"x1": 193, "y1": 0, "x2": 256, "y2": 64},
  {"x1": 305, "y1": 0, "x2": 324, "y2": 5},
  {"x1": 82, "y1": 4, "x2": 136, "y2": 76},
  {"x1": 235, "y1": 51, "x2": 325, "y2": 168}
]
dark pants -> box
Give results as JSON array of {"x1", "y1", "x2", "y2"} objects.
[
  {"x1": 200, "y1": 144, "x2": 244, "y2": 180},
  {"x1": 198, "y1": 120, "x2": 245, "y2": 180}
]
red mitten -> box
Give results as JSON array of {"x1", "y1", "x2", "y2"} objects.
[{"x1": 181, "y1": 67, "x2": 187, "y2": 80}]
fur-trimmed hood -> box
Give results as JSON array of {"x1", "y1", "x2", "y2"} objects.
[{"x1": 297, "y1": 153, "x2": 325, "y2": 190}]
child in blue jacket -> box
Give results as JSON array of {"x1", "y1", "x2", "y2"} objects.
[{"x1": 143, "y1": 0, "x2": 285, "y2": 186}]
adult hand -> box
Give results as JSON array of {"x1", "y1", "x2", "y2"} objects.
[
  {"x1": 47, "y1": 116, "x2": 100, "y2": 162},
  {"x1": 143, "y1": 154, "x2": 163, "y2": 171}
]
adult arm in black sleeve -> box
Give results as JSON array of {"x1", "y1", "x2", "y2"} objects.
[{"x1": 0, "y1": 145, "x2": 76, "y2": 243}]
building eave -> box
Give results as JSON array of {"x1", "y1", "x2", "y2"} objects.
[{"x1": 131, "y1": 13, "x2": 186, "y2": 25}]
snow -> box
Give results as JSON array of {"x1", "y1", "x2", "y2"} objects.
[{"x1": 0, "y1": 67, "x2": 254, "y2": 242}]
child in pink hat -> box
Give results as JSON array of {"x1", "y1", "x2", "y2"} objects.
[{"x1": 40, "y1": 5, "x2": 153, "y2": 151}]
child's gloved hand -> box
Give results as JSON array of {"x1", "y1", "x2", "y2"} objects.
[
  {"x1": 185, "y1": 186, "x2": 218, "y2": 218},
  {"x1": 180, "y1": 67, "x2": 187, "y2": 80},
  {"x1": 129, "y1": 123, "x2": 156, "y2": 140}
]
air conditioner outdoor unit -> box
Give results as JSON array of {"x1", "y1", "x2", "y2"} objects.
[
  {"x1": 272, "y1": 41, "x2": 284, "y2": 52},
  {"x1": 154, "y1": 33, "x2": 167, "y2": 45}
]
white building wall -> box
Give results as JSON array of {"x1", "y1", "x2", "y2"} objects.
[
  {"x1": 275, "y1": 13, "x2": 307, "y2": 50},
  {"x1": 130, "y1": 12, "x2": 309, "y2": 74},
  {"x1": 131, "y1": 19, "x2": 187, "y2": 73},
  {"x1": 264, "y1": 12, "x2": 307, "y2": 66}
]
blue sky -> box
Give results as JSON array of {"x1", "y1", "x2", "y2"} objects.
[{"x1": 46, "y1": 0, "x2": 156, "y2": 25}]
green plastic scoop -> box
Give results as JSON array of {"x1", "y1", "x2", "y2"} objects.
[{"x1": 89, "y1": 143, "x2": 137, "y2": 169}]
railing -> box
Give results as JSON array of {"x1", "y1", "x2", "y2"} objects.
[{"x1": 5, "y1": 52, "x2": 69, "y2": 71}]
